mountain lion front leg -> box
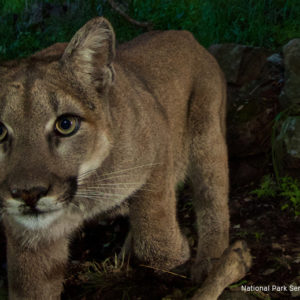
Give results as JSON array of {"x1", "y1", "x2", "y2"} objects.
[
  {"x1": 6, "y1": 232, "x2": 69, "y2": 300},
  {"x1": 129, "y1": 164, "x2": 190, "y2": 270},
  {"x1": 189, "y1": 127, "x2": 229, "y2": 282},
  {"x1": 188, "y1": 92, "x2": 229, "y2": 283}
]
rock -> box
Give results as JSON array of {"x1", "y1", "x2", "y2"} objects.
[
  {"x1": 230, "y1": 157, "x2": 266, "y2": 186},
  {"x1": 245, "y1": 219, "x2": 255, "y2": 226},
  {"x1": 273, "y1": 116, "x2": 300, "y2": 177},
  {"x1": 243, "y1": 197, "x2": 253, "y2": 203},
  {"x1": 294, "y1": 256, "x2": 300, "y2": 264},
  {"x1": 279, "y1": 39, "x2": 300, "y2": 107},
  {"x1": 209, "y1": 44, "x2": 268, "y2": 86},
  {"x1": 272, "y1": 243, "x2": 284, "y2": 251},
  {"x1": 225, "y1": 50, "x2": 282, "y2": 159},
  {"x1": 227, "y1": 98, "x2": 276, "y2": 157},
  {"x1": 255, "y1": 53, "x2": 284, "y2": 100},
  {"x1": 222, "y1": 47, "x2": 285, "y2": 183},
  {"x1": 263, "y1": 268, "x2": 276, "y2": 275},
  {"x1": 267, "y1": 53, "x2": 283, "y2": 67}
]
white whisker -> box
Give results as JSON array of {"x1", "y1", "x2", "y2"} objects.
[
  {"x1": 81, "y1": 186, "x2": 154, "y2": 192},
  {"x1": 74, "y1": 194, "x2": 107, "y2": 199},
  {"x1": 77, "y1": 163, "x2": 160, "y2": 186},
  {"x1": 89, "y1": 173, "x2": 145, "y2": 183},
  {"x1": 78, "y1": 168, "x2": 98, "y2": 179},
  {"x1": 73, "y1": 195, "x2": 121, "y2": 202},
  {"x1": 86, "y1": 182, "x2": 142, "y2": 187},
  {"x1": 95, "y1": 163, "x2": 159, "y2": 179},
  {"x1": 78, "y1": 163, "x2": 158, "y2": 181},
  {"x1": 78, "y1": 173, "x2": 134, "y2": 185},
  {"x1": 93, "y1": 174, "x2": 135, "y2": 182},
  {"x1": 76, "y1": 192, "x2": 128, "y2": 197}
]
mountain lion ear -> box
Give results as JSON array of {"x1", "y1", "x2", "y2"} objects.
[{"x1": 61, "y1": 17, "x2": 115, "y2": 92}]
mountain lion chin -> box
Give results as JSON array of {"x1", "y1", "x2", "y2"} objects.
[{"x1": 13, "y1": 209, "x2": 63, "y2": 230}]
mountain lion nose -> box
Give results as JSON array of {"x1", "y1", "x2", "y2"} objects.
[{"x1": 10, "y1": 187, "x2": 48, "y2": 208}]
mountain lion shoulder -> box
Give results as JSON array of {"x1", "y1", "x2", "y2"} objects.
[{"x1": 0, "y1": 17, "x2": 229, "y2": 299}]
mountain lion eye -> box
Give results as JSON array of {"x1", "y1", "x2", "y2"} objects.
[
  {"x1": 55, "y1": 115, "x2": 80, "y2": 137},
  {"x1": 0, "y1": 123, "x2": 8, "y2": 143}
]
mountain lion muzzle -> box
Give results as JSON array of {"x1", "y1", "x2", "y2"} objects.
[{"x1": 0, "y1": 17, "x2": 247, "y2": 300}]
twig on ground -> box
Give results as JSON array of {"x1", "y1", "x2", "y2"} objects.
[
  {"x1": 108, "y1": 0, "x2": 153, "y2": 30},
  {"x1": 139, "y1": 264, "x2": 188, "y2": 279}
]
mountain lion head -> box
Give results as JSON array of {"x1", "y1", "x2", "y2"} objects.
[{"x1": 0, "y1": 18, "x2": 115, "y2": 230}]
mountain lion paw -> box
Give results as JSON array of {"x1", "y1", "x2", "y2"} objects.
[
  {"x1": 223, "y1": 240, "x2": 252, "y2": 280},
  {"x1": 191, "y1": 240, "x2": 251, "y2": 284},
  {"x1": 191, "y1": 257, "x2": 214, "y2": 283},
  {"x1": 190, "y1": 241, "x2": 251, "y2": 300}
]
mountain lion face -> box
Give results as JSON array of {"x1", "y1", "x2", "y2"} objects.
[{"x1": 0, "y1": 58, "x2": 112, "y2": 230}]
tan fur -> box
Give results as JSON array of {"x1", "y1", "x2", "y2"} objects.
[
  {"x1": 192, "y1": 240, "x2": 252, "y2": 300},
  {"x1": 0, "y1": 17, "x2": 230, "y2": 299}
]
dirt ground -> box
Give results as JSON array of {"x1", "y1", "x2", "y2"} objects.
[{"x1": 0, "y1": 180, "x2": 299, "y2": 300}]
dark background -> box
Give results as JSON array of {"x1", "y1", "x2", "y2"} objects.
[{"x1": 0, "y1": 0, "x2": 299, "y2": 60}]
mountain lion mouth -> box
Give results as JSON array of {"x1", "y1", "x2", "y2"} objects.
[
  {"x1": 3, "y1": 196, "x2": 66, "y2": 220},
  {"x1": 22, "y1": 207, "x2": 62, "y2": 216}
]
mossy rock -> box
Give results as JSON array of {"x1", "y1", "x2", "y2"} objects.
[{"x1": 273, "y1": 115, "x2": 300, "y2": 178}]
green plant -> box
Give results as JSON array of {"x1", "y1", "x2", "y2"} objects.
[
  {"x1": 254, "y1": 231, "x2": 264, "y2": 242},
  {"x1": 251, "y1": 174, "x2": 277, "y2": 198},
  {"x1": 252, "y1": 175, "x2": 300, "y2": 216},
  {"x1": 235, "y1": 230, "x2": 249, "y2": 239},
  {"x1": 229, "y1": 279, "x2": 248, "y2": 289},
  {"x1": 279, "y1": 177, "x2": 300, "y2": 216}
]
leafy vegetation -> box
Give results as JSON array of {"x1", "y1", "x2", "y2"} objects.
[
  {"x1": 251, "y1": 174, "x2": 278, "y2": 199},
  {"x1": 271, "y1": 104, "x2": 300, "y2": 183},
  {"x1": 251, "y1": 175, "x2": 300, "y2": 216},
  {"x1": 0, "y1": 0, "x2": 299, "y2": 60}
]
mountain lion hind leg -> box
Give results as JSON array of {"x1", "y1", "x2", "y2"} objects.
[
  {"x1": 191, "y1": 240, "x2": 252, "y2": 300},
  {"x1": 188, "y1": 60, "x2": 230, "y2": 282}
]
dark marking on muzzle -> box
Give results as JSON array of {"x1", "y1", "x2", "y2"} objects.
[{"x1": 64, "y1": 176, "x2": 78, "y2": 202}]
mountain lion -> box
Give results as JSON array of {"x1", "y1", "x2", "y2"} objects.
[{"x1": 0, "y1": 17, "x2": 247, "y2": 299}]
